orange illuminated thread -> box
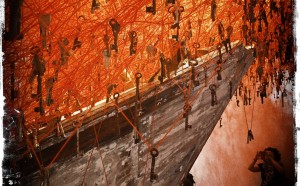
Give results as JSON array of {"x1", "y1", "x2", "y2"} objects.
[
  {"x1": 3, "y1": 0, "x2": 293, "y2": 181},
  {"x1": 5, "y1": 0, "x2": 247, "y2": 129}
]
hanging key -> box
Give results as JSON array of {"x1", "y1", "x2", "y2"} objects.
[
  {"x1": 158, "y1": 53, "x2": 166, "y2": 84},
  {"x1": 259, "y1": 84, "x2": 267, "y2": 104},
  {"x1": 133, "y1": 74, "x2": 142, "y2": 143},
  {"x1": 40, "y1": 166, "x2": 50, "y2": 186},
  {"x1": 239, "y1": 86, "x2": 242, "y2": 97},
  {"x1": 260, "y1": 90, "x2": 264, "y2": 104},
  {"x1": 191, "y1": 64, "x2": 199, "y2": 86},
  {"x1": 39, "y1": 14, "x2": 51, "y2": 49},
  {"x1": 169, "y1": 5, "x2": 184, "y2": 29},
  {"x1": 102, "y1": 49, "x2": 110, "y2": 69},
  {"x1": 270, "y1": 32, "x2": 273, "y2": 41},
  {"x1": 282, "y1": 89, "x2": 287, "y2": 107},
  {"x1": 248, "y1": 89, "x2": 251, "y2": 105},
  {"x1": 146, "y1": 0, "x2": 156, "y2": 15},
  {"x1": 55, "y1": 109, "x2": 65, "y2": 138},
  {"x1": 76, "y1": 122, "x2": 81, "y2": 157},
  {"x1": 111, "y1": 87, "x2": 118, "y2": 106},
  {"x1": 257, "y1": 65, "x2": 263, "y2": 81},
  {"x1": 72, "y1": 36, "x2": 82, "y2": 50},
  {"x1": 106, "y1": 84, "x2": 117, "y2": 103},
  {"x1": 209, "y1": 84, "x2": 217, "y2": 106},
  {"x1": 226, "y1": 26, "x2": 233, "y2": 51},
  {"x1": 209, "y1": 37, "x2": 215, "y2": 46},
  {"x1": 148, "y1": 70, "x2": 160, "y2": 83},
  {"x1": 52, "y1": 60, "x2": 60, "y2": 81},
  {"x1": 215, "y1": 66, "x2": 222, "y2": 80},
  {"x1": 222, "y1": 40, "x2": 229, "y2": 53},
  {"x1": 203, "y1": 65, "x2": 207, "y2": 87},
  {"x1": 5, "y1": 0, "x2": 23, "y2": 41},
  {"x1": 229, "y1": 81, "x2": 232, "y2": 100},
  {"x1": 129, "y1": 31, "x2": 138, "y2": 55},
  {"x1": 29, "y1": 47, "x2": 46, "y2": 83},
  {"x1": 171, "y1": 28, "x2": 179, "y2": 41},
  {"x1": 34, "y1": 94, "x2": 45, "y2": 116},
  {"x1": 103, "y1": 34, "x2": 111, "y2": 57},
  {"x1": 186, "y1": 19, "x2": 192, "y2": 39},
  {"x1": 258, "y1": 15, "x2": 262, "y2": 32},
  {"x1": 270, "y1": 0, "x2": 275, "y2": 18},
  {"x1": 279, "y1": 7, "x2": 285, "y2": 26},
  {"x1": 193, "y1": 42, "x2": 200, "y2": 58},
  {"x1": 135, "y1": 73, "x2": 142, "y2": 101},
  {"x1": 109, "y1": 18, "x2": 120, "y2": 52},
  {"x1": 146, "y1": 44, "x2": 158, "y2": 62},
  {"x1": 183, "y1": 103, "x2": 192, "y2": 130},
  {"x1": 243, "y1": 91, "x2": 248, "y2": 105},
  {"x1": 113, "y1": 92, "x2": 119, "y2": 107},
  {"x1": 211, "y1": 0, "x2": 217, "y2": 22},
  {"x1": 133, "y1": 122, "x2": 141, "y2": 143},
  {"x1": 260, "y1": 5, "x2": 268, "y2": 28},
  {"x1": 33, "y1": 128, "x2": 39, "y2": 149},
  {"x1": 166, "y1": 0, "x2": 175, "y2": 6},
  {"x1": 103, "y1": 34, "x2": 111, "y2": 69},
  {"x1": 218, "y1": 22, "x2": 229, "y2": 52},
  {"x1": 242, "y1": 24, "x2": 248, "y2": 45},
  {"x1": 91, "y1": 0, "x2": 100, "y2": 14},
  {"x1": 114, "y1": 92, "x2": 121, "y2": 137},
  {"x1": 59, "y1": 38, "x2": 70, "y2": 66},
  {"x1": 217, "y1": 43, "x2": 222, "y2": 64},
  {"x1": 150, "y1": 148, "x2": 159, "y2": 182},
  {"x1": 134, "y1": 102, "x2": 141, "y2": 144},
  {"x1": 46, "y1": 77, "x2": 55, "y2": 106},
  {"x1": 12, "y1": 109, "x2": 25, "y2": 142},
  {"x1": 248, "y1": 4, "x2": 256, "y2": 24},
  {"x1": 218, "y1": 21, "x2": 225, "y2": 41},
  {"x1": 247, "y1": 129, "x2": 254, "y2": 144},
  {"x1": 165, "y1": 57, "x2": 173, "y2": 80},
  {"x1": 30, "y1": 47, "x2": 46, "y2": 116}
]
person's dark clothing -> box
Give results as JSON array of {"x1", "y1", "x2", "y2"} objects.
[
  {"x1": 183, "y1": 173, "x2": 195, "y2": 186},
  {"x1": 258, "y1": 163, "x2": 283, "y2": 186}
]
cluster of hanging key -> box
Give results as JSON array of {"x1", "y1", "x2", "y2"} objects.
[
  {"x1": 4, "y1": 0, "x2": 295, "y2": 183},
  {"x1": 234, "y1": 56, "x2": 293, "y2": 144}
]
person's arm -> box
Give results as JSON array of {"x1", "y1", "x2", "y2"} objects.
[
  {"x1": 269, "y1": 158, "x2": 285, "y2": 174},
  {"x1": 248, "y1": 159, "x2": 260, "y2": 172},
  {"x1": 248, "y1": 152, "x2": 261, "y2": 172}
]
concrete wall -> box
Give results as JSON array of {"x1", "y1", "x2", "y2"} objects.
[{"x1": 191, "y1": 79, "x2": 295, "y2": 186}]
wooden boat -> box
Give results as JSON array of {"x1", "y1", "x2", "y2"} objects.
[
  {"x1": 6, "y1": 0, "x2": 294, "y2": 184},
  {"x1": 7, "y1": 41, "x2": 254, "y2": 185}
]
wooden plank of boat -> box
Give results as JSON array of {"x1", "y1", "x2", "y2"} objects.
[{"x1": 18, "y1": 42, "x2": 254, "y2": 185}]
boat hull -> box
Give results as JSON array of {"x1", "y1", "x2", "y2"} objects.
[{"x1": 15, "y1": 43, "x2": 254, "y2": 185}]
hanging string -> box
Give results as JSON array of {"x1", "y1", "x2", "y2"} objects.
[
  {"x1": 3, "y1": 0, "x2": 294, "y2": 184},
  {"x1": 142, "y1": 152, "x2": 150, "y2": 186},
  {"x1": 92, "y1": 123, "x2": 110, "y2": 186},
  {"x1": 81, "y1": 112, "x2": 107, "y2": 185},
  {"x1": 156, "y1": 42, "x2": 254, "y2": 149},
  {"x1": 250, "y1": 76, "x2": 257, "y2": 130},
  {"x1": 112, "y1": 100, "x2": 152, "y2": 151}
]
